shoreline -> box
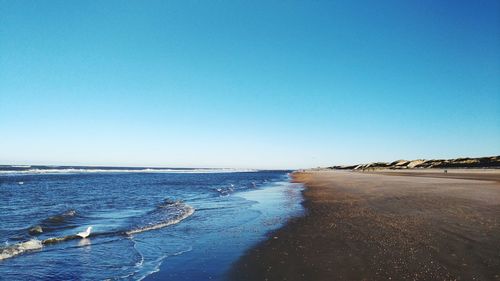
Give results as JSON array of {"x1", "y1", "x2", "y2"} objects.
[
  {"x1": 143, "y1": 174, "x2": 304, "y2": 281},
  {"x1": 229, "y1": 169, "x2": 500, "y2": 280}
]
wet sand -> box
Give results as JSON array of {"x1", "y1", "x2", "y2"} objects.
[{"x1": 229, "y1": 169, "x2": 500, "y2": 280}]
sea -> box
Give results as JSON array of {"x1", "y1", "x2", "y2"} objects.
[{"x1": 0, "y1": 165, "x2": 303, "y2": 280}]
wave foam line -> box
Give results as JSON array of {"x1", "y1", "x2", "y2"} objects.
[
  {"x1": 0, "y1": 239, "x2": 43, "y2": 260},
  {"x1": 0, "y1": 168, "x2": 258, "y2": 175},
  {"x1": 1, "y1": 204, "x2": 195, "y2": 261},
  {"x1": 136, "y1": 246, "x2": 193, "y2": 281},
  {"x1": 126, "y1": 205, "x2": 195, "y2": 235}
]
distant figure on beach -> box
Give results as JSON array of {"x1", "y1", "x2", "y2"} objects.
[{"x1": 444, "y1": 169, "x2": 448, "y2": 173}]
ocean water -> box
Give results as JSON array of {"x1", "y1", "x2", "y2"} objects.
[{"x1": 0, "y1": 166, "x2": 303, "y2": 280}]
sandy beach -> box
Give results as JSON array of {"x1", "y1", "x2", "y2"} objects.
[{"x1": 230, "y1": 169, "x2": 500, "y2": 280}]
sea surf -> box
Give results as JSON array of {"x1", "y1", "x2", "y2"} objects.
[{"x1": 0, "y1": 166, "x2": 303, "y2": 280}]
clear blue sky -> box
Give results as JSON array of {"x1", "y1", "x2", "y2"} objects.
[{"x1": 1, "y1": 0, "x2": 499, "y2": 169}]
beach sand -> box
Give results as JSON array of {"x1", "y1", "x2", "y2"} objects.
[{"x1": 229, "y1": 169, "x2": 500, "y2": 280}]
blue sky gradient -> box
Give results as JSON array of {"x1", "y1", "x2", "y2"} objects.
[{"x1": 1, "y1": 0, "x2": 499, "y2": 169}]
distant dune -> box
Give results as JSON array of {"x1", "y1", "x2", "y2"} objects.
[{"x1": 330, "y1": 155, "x2": 500, "y2": 170}]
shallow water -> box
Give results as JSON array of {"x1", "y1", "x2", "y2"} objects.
[{"x1": 0, "y1": 167, "x2": 303, "y2": 280}]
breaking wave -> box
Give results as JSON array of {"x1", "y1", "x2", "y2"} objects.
[
  {"x1": 126, "y1": 200, "x2": 195, "y2": 235},
  {"x1": 0, "y1": 201, "x2": 194, "y2": 261},
  {"x1": 0, "y1": 240, "x2": 43, "y2": 261},
  {"x1": 0, "y1": 167, "x2": 258, "y2": 175},
  {"x1": 28, "y1": 209, "x2": 79, "y2": 235}
]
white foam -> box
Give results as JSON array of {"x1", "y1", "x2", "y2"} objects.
[
  {"x1": 0, "y1": 239, "x2": 43, "y2": 260},
  {"x1": 0, "y1": 168, "x2": 258, "y2": 175},
  {"x1": 126, "y1": 205, "x2": 195, "y2": 235},
  {"x1": 136, "y1": 246, "x2": 193, "y2": 281}
]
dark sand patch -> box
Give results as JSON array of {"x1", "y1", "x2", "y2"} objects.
[{"x1": 229, "y1": 170, "x2": 500, "y2": 280}]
